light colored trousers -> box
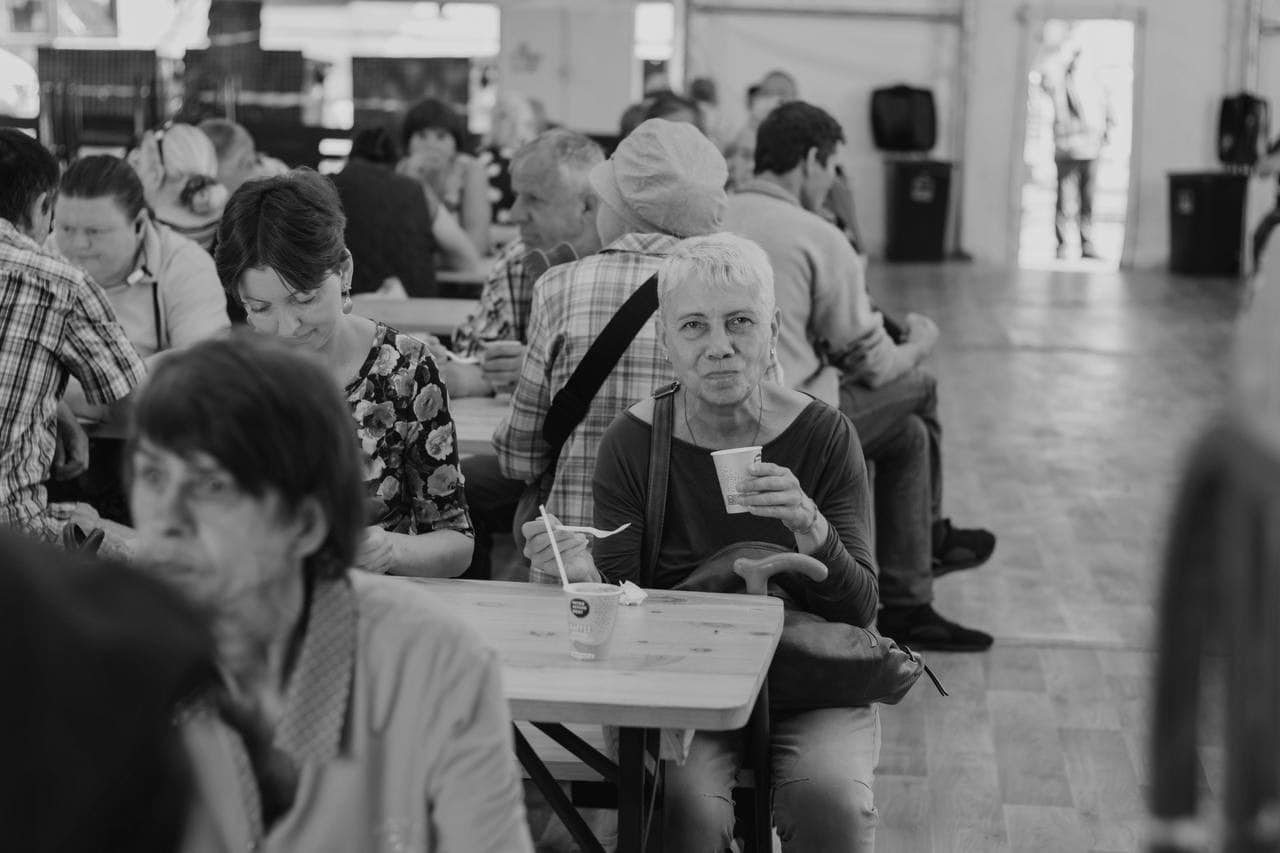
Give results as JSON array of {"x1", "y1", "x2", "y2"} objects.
[{"x1": 663, "y1": 705, "x2": 881, "y2": 852}]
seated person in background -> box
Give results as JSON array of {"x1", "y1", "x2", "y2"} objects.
[
  {"x1": 332, "y1": 126, "x2": 478, "y2": 298},
  {"x1": 494, "y1": 119, "x2": 729, "y2": 530},
  {"x1": 216, "y1": 169, "x2": 474, "y2": 577},
  {"x1": 690, "y1": 75, "x2": 735, "y2": 151},
  {"x1": 50, "y1": 154, "x2": 229, "y2": 523},
  {"x1": 128, "y1": 335, "x2": 532, "y2": 852},
  {"x1": 198, "y1": 117, "x2": 288, "y2": 196},
  {"x1": 445, "y1": 128, "x2": 603, "y2": 578},
  {"x1": 128, "y1": 123, "x2": 228, "y2": 250},
  {"x1": 725, "y1": 101, "x2": 994, "y2": 651},
  {"x1": 54, "y1": 155, "x2": 230, "y2": 369},
  {"x1": 447, "y1": 129, "x2": 605, "y2": 397},
  {"x1": 399, "y1": 98, "x2": 492, "y2": 255},
  {"x1": 0, "y1": 130, "x2": 143, "y2": 544},
  {"x1": 525, "y1": 234, "x2": 880, "y2": 852},
  {"x1": 1, "y1": 531, "x2": 217, "y2": 853}
]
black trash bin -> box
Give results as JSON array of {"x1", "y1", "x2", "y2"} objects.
[
  {"x1": 884, "y1": 159, "x2": 952, "y2": 262},
  {"x1": 1168, "y1": 172, "x2": 1247, "y2": 275}
]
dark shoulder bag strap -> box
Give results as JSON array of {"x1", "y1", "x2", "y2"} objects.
[
  {"x1": 641, "y1": 382, "x2": 678, "y2": 587},
  {"x1": 541, "y1": 273, "x2": 659, "y2": 452}
]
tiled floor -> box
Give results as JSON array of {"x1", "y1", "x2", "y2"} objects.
[{"x1": 869, "y1": 261, "x2": 1242, "y2": 852}]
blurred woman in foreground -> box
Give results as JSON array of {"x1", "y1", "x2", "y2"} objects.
[{"x1": 128, "y1": 334, "x2": 531, "y2": 852}]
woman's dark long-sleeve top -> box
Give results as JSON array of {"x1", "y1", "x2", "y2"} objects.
[{"x1": 592, "y1": 399, "x2": 879, "y2": 627}]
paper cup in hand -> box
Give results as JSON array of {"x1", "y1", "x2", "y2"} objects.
[
  {"x1": 564, "y1": 582, "x2": 623, "y2": 660},
  {"x1": 710, "y1": 446, "x2": 762, "y2": 514}
]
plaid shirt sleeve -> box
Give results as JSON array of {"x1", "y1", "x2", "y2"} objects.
[
  {"x1": 451, "y1": 242, "x2": 524, "y2": 358},
  {"x1": 492, "y1": 267, "x2": 559, "y2": 484},
  {"x1": 59, "y1": 274, "x2": 145, "y2": 405}
]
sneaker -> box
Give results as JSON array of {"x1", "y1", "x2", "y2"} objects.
[
  {"x1": 1081, "y1": 242, "x2": 1103, "y2": 260},
  {"x1": 1055, "y1": 245, "x2": 1069, "y2": 260},
  {"x1": 932, "y1": 518, "x2": 996, "y2": 576},
  {"x1": 878, "y1": 603, "x2": 994, "y2": 652}
]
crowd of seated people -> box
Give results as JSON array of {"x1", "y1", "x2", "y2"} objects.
[{"x1": 1, "y1": 67, "x2": 1007, "y2": 851}]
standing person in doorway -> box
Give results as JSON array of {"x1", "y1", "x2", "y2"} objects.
[{"x1": 1042, "y1": 42, "x2": 1113, "y2": 260}]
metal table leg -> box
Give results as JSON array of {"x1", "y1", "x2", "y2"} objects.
[
  {"x1": 616, "y1": 727, "x2": 663, "y2": 853},
  {"x1": 747, "y1": 681, "x2": 772, "y2": 852},
  {"x1": 512, "y1": 725, "x2": 605, "y2": 853}
]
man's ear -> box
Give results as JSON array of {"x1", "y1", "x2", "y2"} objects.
[
  {"x1": 23, "y1": 191, "x2": 53, "y2": 239},
  {"x1": 803, "y1": 146, "x2": 822, "y2": 176},
  {"x1": 581, "y1": 190, "x2": 600, "y2": 219}
]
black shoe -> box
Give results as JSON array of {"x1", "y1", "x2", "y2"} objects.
[
  {"x1": 878, "y1": 604, "x2": 994, "y2": 652},
  {"x1": 932, "y1": 518, "x2": 995, "y2": 576}
]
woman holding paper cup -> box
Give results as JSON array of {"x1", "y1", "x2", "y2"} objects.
[
  {"x1": 524, "y1": 233, "x2": 881, "y2": 852},
  {"x1": 215, "y1": 169, "x2": 473, "y2": 578}
]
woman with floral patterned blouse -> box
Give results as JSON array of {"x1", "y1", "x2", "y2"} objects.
[{"x1": 213, "y1": 168, "x2": 473, "y2": 577}]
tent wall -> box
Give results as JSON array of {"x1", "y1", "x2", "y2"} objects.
[
  {"x1": 687, "y1": 0, "x2": 1241, "y2": 269},
  {"x1": 686, "y1": 1, "x2": 964, "y2": 263}
]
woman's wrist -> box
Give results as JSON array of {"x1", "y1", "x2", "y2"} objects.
[{"x1": 785, "y1": 498, "x2": 822, "y2": 536}]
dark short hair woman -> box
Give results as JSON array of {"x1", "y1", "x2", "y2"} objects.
[
  {"x1": 214, "y1": 169, "x2": 474, "y2": 577},
  {"x1": 525, "y1": 234, "x2": 881, "y2": 851},
  {"x1": 128, "y1": 335, "x2": 532, "y2": 851},
  {"x1": 398, "y1": 97, "x2": 492, "y2": 254},
  {"x1": 333, "y1": 126, "x2": 479, "y2": 297}
]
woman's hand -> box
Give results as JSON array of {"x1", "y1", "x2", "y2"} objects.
[
  {"x1": 739, "y1": 462, "x2": 823, "y2": 537},
  {"x1": 521, "y1": 513, "x2": 598, "y2": 584},
  {"x1": 354, "y1": 525, "x2": 396, "y2": 574}
]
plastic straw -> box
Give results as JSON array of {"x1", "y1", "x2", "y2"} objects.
[{"x1": 538, "y1": 503, "x2": 571, "y2": 588}]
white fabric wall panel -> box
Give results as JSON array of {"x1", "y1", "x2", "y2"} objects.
[{"x1": 687, "y1": 6, "x2": 963, "y2": 258}]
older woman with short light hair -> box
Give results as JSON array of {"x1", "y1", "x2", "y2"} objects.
[{"x1": 525, "y1": 232, "x2": 882, "y2": 852}]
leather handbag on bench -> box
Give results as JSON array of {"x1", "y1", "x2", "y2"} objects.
[{"x1": 640, "y1": 384, "x2": 944, "y2": 711}]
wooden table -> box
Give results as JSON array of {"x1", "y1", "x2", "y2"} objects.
[
  {"x1": 351, "y1": 295, "x2": 475, "y2": 338},
  {"x1": 412, "y1": 579, "x2": 784, "y2": 852},
  {"x1": 449, "y1": 395, "x2": 510, "y2": 456}
]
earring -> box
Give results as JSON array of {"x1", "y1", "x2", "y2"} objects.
[{"x1": 342, "y1": 290, "x2": 353, "y2": 315}]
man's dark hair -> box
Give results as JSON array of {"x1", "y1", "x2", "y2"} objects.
[
  {"x1": 642, "y1": 90, "x2": 705, "y2": 132},
  {"x1": 60, "y1": 155, "x2": 148, "y2": 220},
  {"x1": 131, "y1": 333, "x2": 365, "y2": 582},
  {"x1": 754, "y1": 100, "x2": 845, "y2": 176},
  {"x1": 215, "y1": 168, "x2": 347, "y2": 298},
  {"x1": 400, "y1": 97, "x2": 471, "y2": 154},
  {"x1": 0, "y1": 129, "x2": 59, "y2": 229}
]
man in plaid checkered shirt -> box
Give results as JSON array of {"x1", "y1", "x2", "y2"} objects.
[
  {"x1": 0, "y1": 130, "x2": 144, "y2": 543},
  {"x1": 494, "y1": 119, "x2": 730, "y2": 529}
]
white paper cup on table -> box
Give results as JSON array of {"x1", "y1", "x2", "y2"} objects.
[
  {"x1": 710, "y1": 446, "x2": 762, "y2": 514},
  {"x1": 564, "y1": 582, "x2": 623, "y2": 660}
]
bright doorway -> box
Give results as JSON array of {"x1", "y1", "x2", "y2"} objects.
[{"x1": 1018, "y1": 18, "x2": 1135, "y2": 270}]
